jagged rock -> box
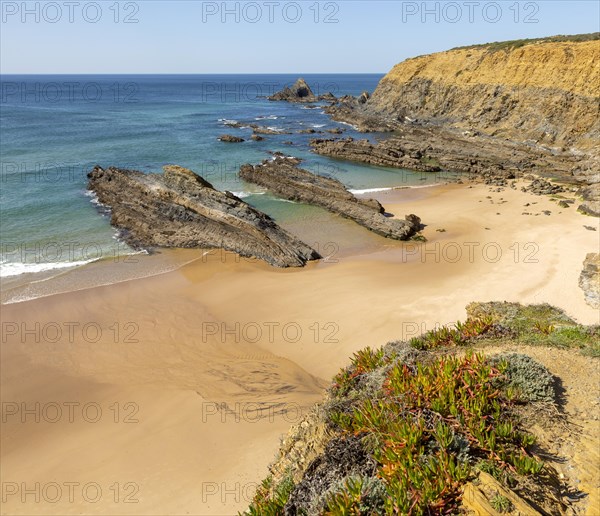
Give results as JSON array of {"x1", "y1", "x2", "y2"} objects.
[
  {"x1": 522, "y1": 178, "x2": 564, "y2": 195},
  {"x1": 268, "y1": 78, "x2": 336, "y2": 103},
  {"x1": 578, "y1": 184, "x2": 600, "y2": 217},
  {"x1": 218, "y1": 134, "x2": 244, "y2": 143},
  {"x1": 239, "y1": 155, "x2": 421, "y2": 240},
  {"x1": 251, "y1": 134, "x2": 264, "y2": 141},
  {"x1": 87, "y1": 165, "x2": 320, "y2": 268},
  {"x1": 579, "y1": 253, "x2": 600, "y2": 308},
  {"x1": 358, "y1": 91, "x2": 370, "y2": 104},
  {"x1": 325, "y1": 127, "x2": 345, "y2": 134},
  {"x1": 268, "y1": 78, "x2": 316, "y2": 102}
]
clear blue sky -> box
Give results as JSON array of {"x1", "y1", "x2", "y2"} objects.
[{"x1": 1, "y1": 1, "x2": 598, "y2": 73}]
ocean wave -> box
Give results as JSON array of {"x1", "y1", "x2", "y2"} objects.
[
  {"x1": 85, "y1": 189, "x2": 108, "y2": 208},
  {"x1": 311, "y1": 124, "x2": 326, "y2": 128},
  {"x1": 338, "y1": 121, "x2": 359, "y2": 130},
  {"x1": 349, "y1": 187, "x2": 393, "y2": 194},
  {"x1": 0, "y1": 259, "x2": 96, "y2": 278},
  {"x1": 255, "y1": 115, "x2": 281, "y2": 120},
  {"x1": 230, "y1": 191, "x2": 266, "y2": 199}
]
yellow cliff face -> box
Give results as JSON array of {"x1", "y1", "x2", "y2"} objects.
[
  {"x1": 369, "y1": 37, "x2": 600, "y2": 148},
  {"x1": 382, "y1": 40, "x2": 600, "y2": 97}
]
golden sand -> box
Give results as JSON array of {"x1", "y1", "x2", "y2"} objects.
[{"x1": 1, "y1": 181, "x2": 598, "y2": 514}]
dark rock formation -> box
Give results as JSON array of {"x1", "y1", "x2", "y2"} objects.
[
  {"x1": 579, "y1": 253, "x2": 600, "y2": 308},
  {"x1": 310, "y1": 125, "x2": 592, "y2": 190},
  {"x1": 310, "y1": 137, "x2": 442, "y2": 173},
  {"x1": 218, "y1": 134, "x2": 244, "y2": 143},
  {"x1": 578, "y1": 185, "x2": 600, "y2": 216},
  {"x1": 521, "y1": 179, "x2": 564, "y2": 196},
  {"x1": 87, "y1": 165, "x2": 320, "y2": 267},
  {"x1": 268, "y1": 78, "x2": 336, "y2": 103},
  {"x1": 251, "y1": 134, "x2": 264, "y2": 141},
  {"x1": 239, "y1": 155, "x2": 421, "y2": 240}
]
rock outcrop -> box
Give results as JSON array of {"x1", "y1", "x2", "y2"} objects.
[
  {"x1": 310, "y1": 130, "x2": 585, "y2": 185},
  {"x1": 239, "y1": 155, "x2": 421, "y2": 240},
  {"x1": 268, "y1": 78, "x2": 336, "y2": 103},
  {"x1": 218, "y1": 134, "x2": 244, "y2": 143},
  {"x1": 579, "y1": 253, "x2": 600, "y2": 308},
  {"x1": 87, "y1": 165, "x2": 320, "y2": 267}
]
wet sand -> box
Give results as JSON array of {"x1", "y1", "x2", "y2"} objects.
[{"x1": 1, "y1": 181, "x2": 598, "y2": 514}]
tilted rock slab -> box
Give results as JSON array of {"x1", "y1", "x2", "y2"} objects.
[
  {"x1": 239, "y1": 155, "x2": 421, "y2": 240},
  {"x1": 87, "y1": 165, "x2": 320, "y2": 267}
]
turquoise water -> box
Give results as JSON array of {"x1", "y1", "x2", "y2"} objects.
[{"x1": 0, "y1": 74, "x2": 447, "y2": 277}]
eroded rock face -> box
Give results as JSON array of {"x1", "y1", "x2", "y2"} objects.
[
  {"x1": 579, "y1": 253, "x2": 600, "y2": 308},
  {"x1": 239, "y1": 155, "x2": 421, "y2": 240},
  {"x1": 87, "y1": 165, "x2": 320, "y2": 267}
]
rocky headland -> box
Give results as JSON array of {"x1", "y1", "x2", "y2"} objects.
[
  {"x1": 87, "y1": 165, "x2": 320, "y2": 267},
  {"x1": 308, "y1": 34, "x2": 600, "y2": 215},
  {"x1": 239, "y1": 155, "x2": 421, "y2": 240}
]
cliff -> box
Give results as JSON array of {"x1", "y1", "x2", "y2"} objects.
[{"x1": 367, "y1": 34, "x2": 600, "y2": 149}]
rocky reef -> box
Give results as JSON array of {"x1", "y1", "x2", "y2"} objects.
[
  {"x1": 268, "y1": 78, "x2": 336, "y2": 103},
  {"x1": 239, "y1": 155, "x2": 421, "y2": 240},
  {"x1": 87, "y1": 165, "x2": 320, "y2": 267},
  {"x1": 579, "y1": 253, "x2": 600, "y2": 308}
]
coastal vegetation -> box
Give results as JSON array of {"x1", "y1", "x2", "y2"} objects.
[{"x1": 244, "y1": 302, "x2": 599, "y2": 515}]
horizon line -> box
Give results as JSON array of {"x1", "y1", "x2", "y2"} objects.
[{"x1": 0, "y1": 72, "x2": 387, "y2": 76}]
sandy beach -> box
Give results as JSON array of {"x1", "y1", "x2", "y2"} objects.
[{"x1": 1, "y1": 180, "x2": 598, "y2": 515}]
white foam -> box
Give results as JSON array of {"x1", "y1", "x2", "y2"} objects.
[
  {"x1": 0, "y1": 259, "x2": 96, "y2": 278},
  {"x1": 231, "y1": 191, "x2": 265, "y2": 198},
  {"x1": 349, "y1": 187, "x2": 393, "y2": 195},
  {"x1": 338, "y1": 121, "x2": 359, "y2": 130}
]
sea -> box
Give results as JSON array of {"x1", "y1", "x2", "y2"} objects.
[{"x1": 0, "y1": 74, "x2": 451, "y2": 301}]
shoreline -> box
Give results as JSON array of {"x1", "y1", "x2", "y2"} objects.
[
  {"x1": 2, "y1": 178, "x2": 598, "y2": 515},
  {"x1": 0, "y1": 181, "x2": 451, "y2": 306}
]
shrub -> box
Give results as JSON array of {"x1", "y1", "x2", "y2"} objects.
[{"x1": 490, "y1": 353, "x2": 555, "y2": 403}]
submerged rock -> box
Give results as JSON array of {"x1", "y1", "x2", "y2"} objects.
[
  {"x1": 239, "y1": 155, "x2": 421, "y2": 240},
  {"x1": 218, "y1": 134, "x2": 244, "y2": 143},
  {"x1": 87, "y1": 165, "x2": 320, "y2": 267}
]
